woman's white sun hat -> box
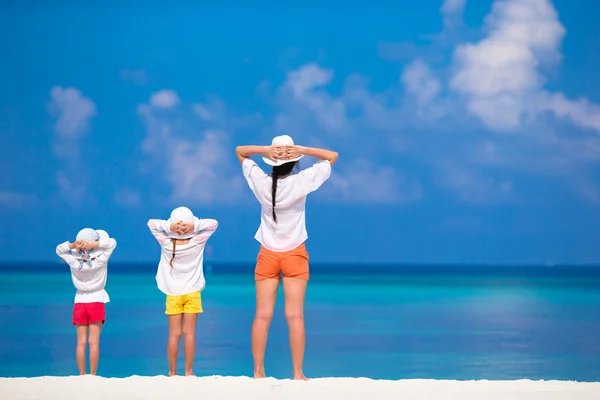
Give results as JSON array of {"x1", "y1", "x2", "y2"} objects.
[
  {"x1": 167, "y1": 206, "x2": 195, "y2": 239},
  {"x1": 262, "y1": 135, "x2": 304, "y2": 167}
]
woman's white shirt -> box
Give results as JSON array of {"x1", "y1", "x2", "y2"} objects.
[{"x1": 242, "y1": 158, "x2": 331, "y2": 252}]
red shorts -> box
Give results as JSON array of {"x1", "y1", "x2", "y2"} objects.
[{"x1": 72, "y1": 302, "x2": 106, "y2": 325}]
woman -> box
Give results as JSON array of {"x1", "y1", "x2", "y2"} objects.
[{"x1": 236, "y1": 135, "x2": 338, "y2": 380}]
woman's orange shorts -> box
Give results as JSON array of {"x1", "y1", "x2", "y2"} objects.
[{"x1": 255, "y1": 242, "x2": 309, "y2": 281}]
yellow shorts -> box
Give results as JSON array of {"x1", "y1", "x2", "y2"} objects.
[{"x1": 165, "y1": 291, "x2": 203, "y2": 315}]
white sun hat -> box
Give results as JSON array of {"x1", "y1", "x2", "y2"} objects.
[
  {"x1": 73, "y1": 228, "x2": 106, "y2": 259},
  {"x1": 96, "y1": 229, "x2": 110, "y2": 241},
  {"x1": 262, "y1": 135, "x2": 304, "y2": 167},
  {"x1": 167, "y1": 206, "x2": 195, "y2": 239}
]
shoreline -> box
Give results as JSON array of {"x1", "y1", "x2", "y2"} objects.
[{"x1": 1, "y1": 376, "x2": 599, "y2": 400}]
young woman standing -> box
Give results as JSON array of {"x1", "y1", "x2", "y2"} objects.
[{"x1": 236, "y1": 135, "x2": 338, "y2": 380}]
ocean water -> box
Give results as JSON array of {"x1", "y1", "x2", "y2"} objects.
[{"x1": 1, "y1": 263, "x2": 600, "y2": 381}]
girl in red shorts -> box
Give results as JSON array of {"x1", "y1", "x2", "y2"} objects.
[{"x1": 56, "y1": 228, "x2": 117, "y2": 375}]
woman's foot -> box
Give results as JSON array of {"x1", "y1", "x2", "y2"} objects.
[
  {"x1": 294, "y1": 372, "x2": 309, "y2": 381},
  {"x1": 185, "y1": 370, "x2": 195, "y2": 376},
  {"x1": 168, "y1": 370, "x2": 177, "y2": 377}
]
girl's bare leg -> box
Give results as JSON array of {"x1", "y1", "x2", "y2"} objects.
[
  {"x1": 182, "y1": 313, "x2": 198, "y2": 376},
  {"x1": 75, "y1": 324, "x2": 88, "y2": 375},
  {"x1": 88, "y1": 321, "x2": 103, "y2": 375},
  {"x1": 168, "y1": 315, "x2": 183, "y2": 376},
  {"x1": 251, "y1": 278, "x2": 279, "y2": 378},
  {"x1": 283, "y1": 277, "x2": 308, "y2": 380}
]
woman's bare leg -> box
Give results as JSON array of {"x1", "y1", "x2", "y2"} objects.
[
  {"x1": 88, "y1": 322, "x2": 102, "y2": 375},
  {"x1": 283, "y1": 277, "x2": 308, "y2": 380},
  {"x1": 168, "y1": 314, "x2": 183, "y2": 376},
  {"x1": 251, "y1": 278, "x2": 279, "y2": 378},
  {"x1": 182, "y1": 313, "x2": 198, "y2": 376},
  {"x1": 75, "y1": 325, "x2": 88, "y2": 375}
]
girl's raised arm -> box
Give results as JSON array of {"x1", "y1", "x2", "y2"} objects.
[
  {"x1": 147, "y1": 219, "x2": 170, "y2": 245},
  {"x1": 192, "y1": 218, "x2": 219, "y2": 244},
  {"x1": 56, "y1": 241, "x2": 80, "y2": 269}
]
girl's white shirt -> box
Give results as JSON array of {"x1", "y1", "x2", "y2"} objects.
[
  {"x1": 56, "y1": 238, "x2": 117, "y2": 304},
  {"x1": 147, "y1": 217, "x2": 218, "y2": 296},
  {"x1": 242, "y1": 158, "x2": 332, "y2": 252}
]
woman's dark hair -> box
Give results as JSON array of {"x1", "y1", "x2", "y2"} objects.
[{"x1": 271, "y1": 161, "x2": 298, "y2": 223}]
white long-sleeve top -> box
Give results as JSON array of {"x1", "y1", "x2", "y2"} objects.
[
  {"x1": 56, "y1": 238, "x2": 117, "y2": 304},
  {"x1": 147, "y1": 217, "x2": 218, "y2": 296},
  {"x1": 242, "y1": 158, "x2": 332, "y2": 252}
]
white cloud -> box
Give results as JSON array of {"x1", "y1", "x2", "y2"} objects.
[
  {"x1": 138, "y1": 91, "x2": 244, "y2": 205},
  {"x1": 119, "y1": 68, "x2": 149, "y2": 85},
  {"x1": 322, "y1": 160, "x2": 423, "y2": 204},
  {"x1": 193, "y1": 104, "x2": 214, "y2": 121},
  {"x1": 47, "y1": 86, "x2": 96, "y2": 139},
  {"x1": 441, "y1": 0, "x2": 467, "y2": 15},
  {"x1": 437, "y1": 160, "x2": 514, "y2": 203},
  {"x1": 401, "y1": 59, "x2": 446, "y2": 120},
  {"x1": 0, "y1": 191, "x2": 36, "y2": 206},
  {"x1": 150, "y1": 90, "x2": 180, "y2": 109},
  {"x1": 540, "y1": 92, "x2": 600, "y2": 133},
  {"x1": 449, "y1": 0, "x2": 574, "y2": 132},
  {"x1": 113, "y1": 188, "x2": 142, "y2": 208},
  {"x1": 272, "y1": 64, "x2": 421, "y2": 204},
  {"x1": 279, "y1": 63, "x2": 348, "y2": 134},
  {"x1": 47, "y1": 86, "x2": 97, "y2": 204},
  {"x1": 287, "y1": 64, "x2": 333, "y2": 97},
  {"x1": 402, "y1": 60, "x2": 441, "y2": 106}
]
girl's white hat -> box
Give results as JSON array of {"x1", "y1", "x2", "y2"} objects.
[
  {"x1": 167, "y1": 206, "x2": 195, "y2": 239},
  {"x1": 73, "y1": 228, "x2": 109, "y2": 259},
  {"x1": 262, "y1": 135, "x2": 304, "y2": 167}
]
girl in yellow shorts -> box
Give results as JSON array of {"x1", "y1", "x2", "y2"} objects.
[{"x1": 147, "y1": 206, "x2": 218, "y2": 376}]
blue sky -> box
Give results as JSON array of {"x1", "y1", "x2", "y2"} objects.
[{"x1": 2, "y1": 0, "x2": 600, "y2": 265}]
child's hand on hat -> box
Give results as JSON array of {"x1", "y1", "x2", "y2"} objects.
[
  {"x1": 170, "y1": 221, "x2": 193, "y2": 236},
  {"x1": 170, "y1": 221, "x2": 183, "y2": 234},
  {"x1": 70, "y1": 240, "x2": 85, "y2": 249},
  {"x1": 80, "y1": 241, "x2": 99, "y2": 251},
  {"x1": 180, "y1": 222, "x2": 194, "y2": 235}
]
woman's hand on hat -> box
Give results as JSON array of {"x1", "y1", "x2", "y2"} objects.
[
  {"x1": 264, "y1": 145, "x2": 286, "y2": 162},
  {"x1": 283, "y1": 145, "x2": 304, "y2": 160}
]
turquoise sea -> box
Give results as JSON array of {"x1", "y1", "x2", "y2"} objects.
[{"x1": 1, "y1": 263, "x2": 599, "y2": 381}]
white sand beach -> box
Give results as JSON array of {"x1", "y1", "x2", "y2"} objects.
[{"x1": 1, "y1": 376, "x2": 599, "y2": 400}]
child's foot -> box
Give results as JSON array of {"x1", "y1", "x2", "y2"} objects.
[{"x1": 253, "y1": 370, "x2": 266, "y2": 379}]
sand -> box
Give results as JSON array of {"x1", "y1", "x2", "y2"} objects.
[{"x1": 1, "y1": 376, "x2": 599, "y2": 400}]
